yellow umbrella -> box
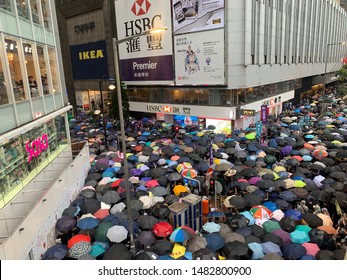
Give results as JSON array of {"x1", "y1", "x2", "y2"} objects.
[
  {"x1": 273, "y1": 172, "x2": 280, "y2": 180},
  {"x1": 325, "y1": 124, "x2": 335, "y2": 128},
  {"x1": 214, "y1": 158, "x2": 221, "y2": 165},
  {"x1": 283, "y1": 179, "x2": 295, "y2": 189},
  {"x1": 293, "y1": 180, "x2": 306, "y2": 188},
  {"x1": 170, "y1": 243, "x2": 186, "y2": 259},
  {"x1": 274, "y1": 166, "x2": 286, "y2": 173},
  {"x1": 173, "y1": 185, "x2": 189, "y2": 196},
  {"x1": 176, "y1": 162, "x2": 193, "y2": 173},
  {"x1": 332, "y1": 140, "x2": 342, "y2": 146}
]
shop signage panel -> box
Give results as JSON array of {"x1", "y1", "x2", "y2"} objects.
[
  {"x1": 239, "y1": 109, "x2": 255, "y2": 116},
  {"x1": 115, "y1": 0, "x2": 174, "y2": 84},
  {"x1": 69, "y1": 40, "x2": 109, "y2": 80},
  {"x1": 174, "y1": 29, "x2": 225, "y2": 85},
  {"x1": 172, "y1": 0, "x2": 225, "y2": 34},
  {"x1": 25, "y1": 134, "x2": 49, "y2": 163}
]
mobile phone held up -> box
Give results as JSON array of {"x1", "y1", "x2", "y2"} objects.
[{"x1": 174, "y1": 1, "x2": 185, "y2": 23}]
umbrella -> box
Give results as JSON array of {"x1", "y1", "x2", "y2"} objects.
[
  {"x1": 284, "y1": 209, "x2": 303, "y2": 221},
  {"x1": 302, "y1": 212, "x2": 323, "y2": 228},
  {"x1": 134, "y1": 249, "x2": 158, "y2": 260},
  {"x1": 170, "y1": 226, "x2": 196, "y2": 242},
  {"x1": 192, "y1": 248, "x2": 218, "y2": 260},
  {"x1": 103, "y1": 244, "x2": 132, "y2": 260},
  {"x1": 55, "y1": 216, "x2": 76, "y2": 234},
  {"x1": 152, "y1": 239, "x2": 174, "y2": 256},
  {"x1": 222, "y1": 241, "x2": 252, "y2": 259},
  {"x1": 262, "y1": 220, "x2": 281, "y2": 233},
  {"x1": 137, "y1": 215, "x2": 158, "y2": 230},
  {"x1": 42, "y1": 244, "x2": 68, "y2": 260},
  {"x1": 186, "y1": 236, "x2": 208, "y2": 253},
  {"x1": 203, "y1": 222, "x2": 221, "y2": 233},
  {"x1": 170, "y1": 243, "x2": 186, "y2": 259},
  {"x1": 302, "y1": 242, "x2": 320, "y2": 256},
  {"x1": 261, "y1": 241, "x2": 282, "y2": 256},
  {"x1": 100, "y1": 191, "x2": 121, "y2": 204},
  {"x1": 68, "y1": 241, "x2": 92, "y2": 259},
  {"x1": 248, "y1": 242, "x2": 265, "y2": 259},
  {"x1": 106, "y1": 225, "x2": 128, "y2": 243},
  {"x1": 250, "y1": 205, "x2": 272, "y2": 219},
  {"x1": 227, "y1": 214, "x2": 250, "y2": 230},
  {"x1": 290, "y1": 229, "x2": 310, "y2": 244},
  {"x1": 138, "y1": 230, "x2": 157, "y2": 246},
  {"x1": 282, "y1": 243, "x2": 307, "y2": 259},
  {"x1": 90, "y1": 244, "x2": 106, "y2": 258},
  {"x1": 152, "y1": 222, "x2": 173, "y2": 237},
  {"x1": 205, "y1": 232, "x2": 225, "y2": 251},
  {"x1": 228, "y1": 196, "x2": 247, "y2": 209},
  {"x1": 77, "y1": 215, "x2": 100, "y2": 230},
  {"x1": 94, "y1": 221, "x2": 114, "y2": 242}
]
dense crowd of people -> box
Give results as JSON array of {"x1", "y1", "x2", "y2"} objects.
[{"x1": 42, "y1": 85, "x2": 347, "y2": 260}]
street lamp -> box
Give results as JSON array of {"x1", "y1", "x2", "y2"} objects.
[
  {"x1": 97, "y1": 77, "x2": 115, "y2": 149},
  {"x1": 323, "y1": 41, "x2": 345, "y2": 93},
  {"x1": 112, "y1": 27, "x2": 167, "y2": 254}
]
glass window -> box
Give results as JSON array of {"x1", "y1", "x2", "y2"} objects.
[
  {"x1": 0, "y1": 48, "x2": 9, "y2": 105},
  {"x1": 0, "y1": 0, "x2": 14, "y2": 12},
  {"x1": 5, "y1": 37, "x2": 25, "y2": 102},
  {"x1": 29, "y1": 0, "x2": 40, "y2": 24},
  {"x1": 55, "y1": 114, "x2": 68, "y2": 146},
  {"x1": 23, "y1": 42, "x2": 39, "y2": 98},
  {"x1": 48, "y1": 47, "x2": 61, "y2": 93},
  {"x1": 16, "y1": 0, "x2": 30, "y2": 19},
  {"x1": 37, "y1": 45, "x2": 49, "y2": 94},
  {"x1": 41, "y1": 0, "x2": 50, "y2": 29}
]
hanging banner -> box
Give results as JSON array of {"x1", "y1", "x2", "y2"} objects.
[
  {"x1": 174, "y1": 29, "x2": 225, "y2": 85},
  {"x1": 261, "y1": 105, "x2": 268, "y2": 124},
  {"x1": 115, "y1": 0, "x2": 174, "y2": 85},
  {"x1": 172, "y1": 0, "x2": 225, "y2": 34}
]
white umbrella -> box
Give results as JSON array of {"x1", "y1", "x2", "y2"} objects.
[
  {"x1": 313, "y1": 175, "x2": 325, "y2": 187},
  {"x1": 110, "y1": 202, "x2": 126, "y2": 214},
  {"x1": 139, "y1": 195, "x2": 154, "y2": 209},
  {"x1": 107, "y1": 225, "x2": 128, "y2": 243}
]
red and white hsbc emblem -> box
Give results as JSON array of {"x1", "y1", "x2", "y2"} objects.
[
  {"x1": 131, "y1": 0, "x2": 151, "y2": 16},
  {"x1": 163, "y1": 106, "x2": 172, "y2": 113}
]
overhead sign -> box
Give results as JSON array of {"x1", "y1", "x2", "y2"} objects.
[
  {"x1": 239, "y1": 109, "x2": 255, "y2": 116},
  {"x1": 115, "y1": 0, "x2": 174, "y2": 84},
  {"x1": 70, "y1": 40, "x2": 109, "y2": 80}
]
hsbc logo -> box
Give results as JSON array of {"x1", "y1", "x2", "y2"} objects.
[{"x1": 131, "y1": 0, "x2": 151, "y2": 16}]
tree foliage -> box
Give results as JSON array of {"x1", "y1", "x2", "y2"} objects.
[
  {"x1": 336, "y1": 65, "x2": 347, "y2": 83},
  {"x1": 108, "y1": 84, "x2": 130, "y2": 122}
]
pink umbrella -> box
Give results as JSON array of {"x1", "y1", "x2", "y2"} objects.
[
  {"x1": 248, "y1": 177, "x2": 262, "y2": 185},
  {"x1": 302, "y1": 242, "x2": 320, "y2": 256},
  {"x1": 146, "y1": 179, "x2": 159, "y2": 188}
]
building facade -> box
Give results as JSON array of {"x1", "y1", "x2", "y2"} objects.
[
  {"x1": 56, "y1": 0, "x2": 347, "y2": 133},
  {"x1": 0, "y1": 0, "x2": 90, "y2": 259}
]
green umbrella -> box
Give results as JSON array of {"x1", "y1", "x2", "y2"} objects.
[
  {"x1": 94, "y1": 222, "x2": 113, "y2": 242},
  {"x1": 264, "y1": 155, "x2": 277, "y2": 164},
  {"x1": 262, "y1": 220, "x2": 281, "y2": 233},
  {"x1": 245, "y1": 133, "x2": 256, "y2": 140}
]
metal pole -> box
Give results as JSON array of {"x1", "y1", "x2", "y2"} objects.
[
  {"x1": 99, "y1": 80, "x2": 108, "y2": 149},
  {"x1": 324, "y1": 44, "x2": 329, "y2": 95},
  {"x1": 112, "y1": 38, "x2": 135, "y2": 254}
]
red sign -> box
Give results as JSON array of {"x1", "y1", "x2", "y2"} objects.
[{"x1": 25, "y1": 134, "x2": 49, "y2": 163}]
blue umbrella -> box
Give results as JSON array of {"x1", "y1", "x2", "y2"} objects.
[
  {"x1": 207, "y1": 211, "x2": 225, "y2": 219},
  {"x1": 55, "y1": 216, "x2": 76, "y2": 233},
  {"x1": 284, "y1": 209, "x2": 303, "y2": 220},
  {"x1": 205, "y1": 233, "x2": 225, "y2": 251},
  {"x1": 261, "y1": 241, "x2": 282, "y2": 256},
  {"x1": 42, "y1": 244, "x2": 68, "y2": 260},
  {"x1": 77, "y1": 216, "x2": 100, "y2": 229},
  {"x1": 90, "y1": 244, "x2": 106, "y2": 257},
  {"x1": 203, "y1": 222, "x2": 221, "y2": 233},
  {"x1": 248, "y1": 242, "x2": 264, "y2": 260},
  {"x1": 280, "y1": 191, "x2": 298, "y2": 202},
  {"x1": 170, "y1": 227, "x2": 195, "y2": 243},
  {"x1": 302, "y1": 155, "x2": 313, "y2": 162},
  {"x1": 290, "y1": 230, "x2": 310, "y2": 244},
  {"x1": 262, "y1": 201, "x2": 278, "y2": 212},
  {"x1": 282, "y1": 243, "x2": 307, "y2": 259},
  {"x1": 239, "y1": 211, "x2": 255, "y2": 225},
  {"x1": 300, "y1": 255, "x2": 316, "y2": 260}
]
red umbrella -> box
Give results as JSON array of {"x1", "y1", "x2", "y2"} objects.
[
  {"x1": 152, "y1": 222, "x2": 173, "y2": 237},
  {"x1": 302, "y1": 242, "x2": 320, "y2": 256},
  {"x1": 93, "y1": 209, "x2": 109, "y2": 220},
  {"x1": 67, "y1": 234, "x2": 91, "y2": 248},
  {"x1": 111, "y1": 179, "x2": 124, "y2": 188},
  {"x1": 145, "y1": 179, "x2": 159, "y2": 188},
  {"x1": 313, "y1": 149, "x2": 328, "y2": 161}
]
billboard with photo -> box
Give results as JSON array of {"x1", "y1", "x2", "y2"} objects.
[
  {"x1": 174, "y1": 29, "x2": 225, "y2": 85},
  {"x1": 172, "y1": 0, "x2": 224, "y2": 34},
  {"x1": 114, "y1": 0, "x2": 174, "y2": 84}
]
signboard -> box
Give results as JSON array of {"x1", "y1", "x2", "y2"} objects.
[
  {"x1": 69, "y1": 41, "x2": 109, "y2": 80},
  {"x1": 261, "y1": 105, "x2": 268, "y2": 124},
  {"x1": 174, "y1": 29, "x2": 225, "y2": 85},
  {"x1": 256, "y1": 121, "x2": 263, "y2": 139},
  {"x1": 239, "y1": 109, "x2": 255, "y2": 116},
  {"x1": 115, "y1": 0, "x2": 174, "y2": 84},
  {"x1": 172, "y1": 0, "x2": 225, "y2": 34}
]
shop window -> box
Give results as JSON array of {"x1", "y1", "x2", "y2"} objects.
[
  {"x1": 5, "y1": 37, "x2": 25, "y2": 102},
  {"x1": 23, "y1": 42, "x2": 39, "y2": 98},
  {"x1": 48, "y1": 47, "x2": 61, "y2": 93},
  {"x1": 0, "y1": 0, "x2": 14, "y2": 12},
  {"x1": 16, "y1": 0, "x2": 30, "y2": 19},
  {"x1": 37, "y1": 45, "x2": 49, "y2": 94}
]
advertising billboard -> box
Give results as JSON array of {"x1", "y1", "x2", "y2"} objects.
[
  {"x1": 174, "y1": 29, "x2": 225, "y2": 85},
  {"x1": 172, "y1": 0, "x2": 224, "y2": 34},
  {"x1": 114, "y1": 0, "x2": 174, "y2": 84},
  {"x1": 69, "y1": 40, "x2": 109, "y2": 80}
]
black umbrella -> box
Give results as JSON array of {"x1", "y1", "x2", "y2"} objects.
[
  {"x1": 85, "y1": 173, "x2": 102, "y2": 182},
  {"x1": 55, "y1": 216, "x2": 76, "y2": 234},
  {"x1": 249, "y1": 224, "x2": 265, "y2": 239},
  {"x1": 243, "y1": 193, "x2": 263, "y2": 208},
  {"x1": 164, "y1": 194, "x2": 180, "y2": 204},
  {"x1": 310, "y1": 189, "x2": 331, "y2": 202},
  {"x1": 137, "y1": 215, "x2": 158, "y2": 230},
  {"x1": 79, "y1": 199, "x2": 101, "y2": 215},
  {"x1": 262, "y1": 233, "x2": 283, "y2": 247},
  {"x1": 133, "y1": 249, "x2": 158, "y2": 260},
  {"x1": 150, "y1": 202, "x2": 170, "y2": 219},
  {"x1": 308, "y1": 229, "x2": 331, "y2": 249},
  {"x1": 227, "y1": 214, "x2": 250, "y2": 230},
  {"x1": 153, "y1": 239, "x2": 174, "y2": 255},
  {"x1": 239, "y1": 168, "x2": 258, "y2": 178},
  {"x1": 168, "y1": 173, "x2": 182, "y2": 182},
  {"x1": 192, "y1": 248, "x2": 218, "y2": 260},
  {"x1": 302, "y1": 212, "x2": 323, "y2": 228},
  {"x1": 103, "y1": 244, "x2": 132, "y2": 260},
  {"x1": 100, "y1": 190, "x2": 121, "y2": 204},
  {"x1": 222, "y1": 241, "x2": 251, "y2": 259},
  {"x1": 150, "y1": 167, "x2": 166, "y2": 178},
  {"x1": 137, "y1": 230, "x2": 157, "y2": 247},
  {"x1": 316, "y1": 249, "x2": 335, "y2": 260},
  {"x1": 228, "y1": 196, "x2": 246, "y2": 209},
  {"x1": 279, "y1": 216, "x2": 297, "y2": 233}
]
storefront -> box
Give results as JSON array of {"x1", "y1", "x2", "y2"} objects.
[{"x1": 0, "y1": 114, "x2": 69, "y2": 209}]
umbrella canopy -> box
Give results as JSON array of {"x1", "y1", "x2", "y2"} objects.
[
  {"x1": 42, "y1": 244, "x2": 68, "y2": 260},
  {"x1": 152, "y1": 222, "x2": 173, "y2": 237},
  {"x1": 106, "y1": 225, "x2": 128, "y2": 243},
  {"x1": 170, "y1": 226, "x2": 196, "y2": 242}
]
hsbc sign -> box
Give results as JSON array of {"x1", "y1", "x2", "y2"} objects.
[{"x1": 115, "y1": 0, "x2": 174, "y2": 84}]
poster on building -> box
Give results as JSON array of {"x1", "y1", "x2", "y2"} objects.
[
  {"x1": 114, "y1": 0, "x2": 174, "y2": 84},
  {"x1": 172, "y1": 0, "x2": 224, "y2": 34},
  {"x1": 69, "y1": 41, "x2": 109, "y2": 80},
  {"x1": 261, "y1": 105, "x2": 268, "y2": 124},
  {"x1": 174, "y1": 29, "x2": 225, "y2": 85}
]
